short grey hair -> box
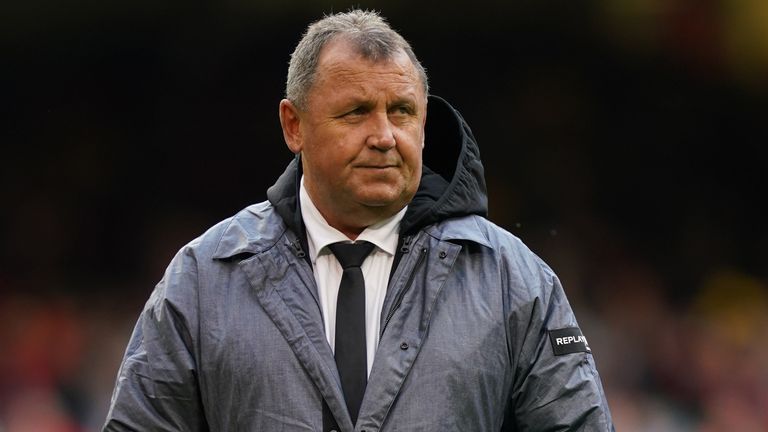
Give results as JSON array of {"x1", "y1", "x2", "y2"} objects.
[{"x1": 286, "y1": 9, "x2": 429, "y2": 110}]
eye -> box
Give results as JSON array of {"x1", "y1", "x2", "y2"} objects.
[
  {"x1": 345, "y1": 106, "x2": 368, "y2": 117},
  {"x1": 391, "y1": 104, "x2": 415, "y2": 115}
]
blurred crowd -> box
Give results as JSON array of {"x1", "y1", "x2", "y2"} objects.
[{"x1": 2, "y1": 0, "x2": 766, "y2": 430}]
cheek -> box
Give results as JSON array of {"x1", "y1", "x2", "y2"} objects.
[
  {"x1": 398, "y1": 131, "x2": 424, "y2": 172},
  {"x1": 303, "y1": 130, "x2": 348, "y2": 170},
  {"x1": 406, "y1": 150, "x2": 422, "y2": 176}
]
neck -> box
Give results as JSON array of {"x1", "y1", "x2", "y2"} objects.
[{"x1": 317, "y1": 209, "x2": 369, "y2": 241}]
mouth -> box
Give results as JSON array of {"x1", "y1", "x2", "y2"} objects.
[{"x1": 353, "y1": 161, "x2": 400, "y2": 170}]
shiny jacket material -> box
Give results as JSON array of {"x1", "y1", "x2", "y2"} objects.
[{"x1": 104, "y1": 96, "x2": 615, "y2": 431}]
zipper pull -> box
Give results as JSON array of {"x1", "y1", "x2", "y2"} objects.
[
  {"x1": 400, "y1": 235, "x2": 412, "y2": 254},
  {"x1": 291, "y1": 239, "x2": 306, "y2": 258}
]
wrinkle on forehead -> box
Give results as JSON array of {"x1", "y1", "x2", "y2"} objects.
[
  {"x1": 313, "y1": 39, "x2": 423, "y2": 96},
  {"x1": 320, "y1": 70, "x2": 420, "y2": 103}
]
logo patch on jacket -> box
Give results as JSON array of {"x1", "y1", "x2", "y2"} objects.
[{"x1": 548, "y1": 327, "x2": 591, "y2": 355}]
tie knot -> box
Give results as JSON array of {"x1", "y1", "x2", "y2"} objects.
[{"x1": 328, "y1": 241, "x2": 375, "y2": 269}]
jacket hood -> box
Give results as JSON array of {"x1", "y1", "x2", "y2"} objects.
[{"x1": 267, "y1": 95, "x2": 488, "y2": 237}]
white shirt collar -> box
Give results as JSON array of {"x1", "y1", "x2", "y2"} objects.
[{"x1": 299, "y1": 176, "x2": 405, "y2": 263}]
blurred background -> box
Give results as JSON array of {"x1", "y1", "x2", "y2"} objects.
[{"x1": 2, "y1": 0, "x2": 767, "y2": 430}]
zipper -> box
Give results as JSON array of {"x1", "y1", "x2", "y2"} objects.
[
  {"x1": 290, "y1": 238, "x2": 306, "y2": 258},
  {"x1": 381, "y1": 246, "x2": 428, "y2": 334},
  {"x1": 400, "y1": 235, "x2": 413, "y2": 253}
]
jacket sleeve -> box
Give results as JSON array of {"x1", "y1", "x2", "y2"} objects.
[
  {"x1": 505, "y1": 255, "x2": 614, "y2": 431},
  {"x1": 103, "y1": 247, "x2": 208, "y2": 431}
]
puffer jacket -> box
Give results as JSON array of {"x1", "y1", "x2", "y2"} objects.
[{"x1": 104, "y1": 96, "x2": 614, "y2": 431}]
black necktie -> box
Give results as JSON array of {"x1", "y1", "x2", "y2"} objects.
[{"x1": 328, "y1": 241, "x2": 375, "y2": 426}]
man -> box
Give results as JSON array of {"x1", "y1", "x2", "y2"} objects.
[{"x1": 104, "y1": 10, "x2": 614, "y2": 432}]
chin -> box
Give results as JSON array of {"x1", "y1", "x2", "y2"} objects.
[
  {"x1": 359, "y1": 197, "x2": 399, "y2": 208},
  {"x1": 351, "y1": 180, "x2": 415, "y2": 210},
  {"x1": 355, "y1": 192, "x2": 404, "y2": 209}
]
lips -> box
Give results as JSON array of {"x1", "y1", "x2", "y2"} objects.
[{"x1": 353, "y1": 160, "x2": 400, "y2": 169}]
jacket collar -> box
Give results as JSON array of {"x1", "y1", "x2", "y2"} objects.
[{"x1": 211, "y1": 202, "x2": 288, "y2": 260}]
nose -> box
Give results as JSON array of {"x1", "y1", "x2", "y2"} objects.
[{"x1": 365, "y1": 113, "x2": 396, "y2": 151}]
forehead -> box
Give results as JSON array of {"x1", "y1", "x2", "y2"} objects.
[{"x1": 312, "y1": 38, "x2": 424, "y2": 99}]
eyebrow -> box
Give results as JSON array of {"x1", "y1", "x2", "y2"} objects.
[
  {"x1": 336, "y1": 95, "x2": 417, "y2": 110},
  {"x1": 388, "y1": 97, "x2": 415, "y2": 106}
]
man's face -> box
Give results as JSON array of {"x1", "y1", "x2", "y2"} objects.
[{"x1": 281, "y1": 38, "x2": 426, "y2": 235}]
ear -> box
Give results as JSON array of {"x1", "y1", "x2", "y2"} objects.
[{"x1": 279, "y1": 99, "x2": 303, "y2": 154}]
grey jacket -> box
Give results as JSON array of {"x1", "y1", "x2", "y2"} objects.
[{"x1": 104, "y1": 96, "x2": 614, "y2": 431}]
